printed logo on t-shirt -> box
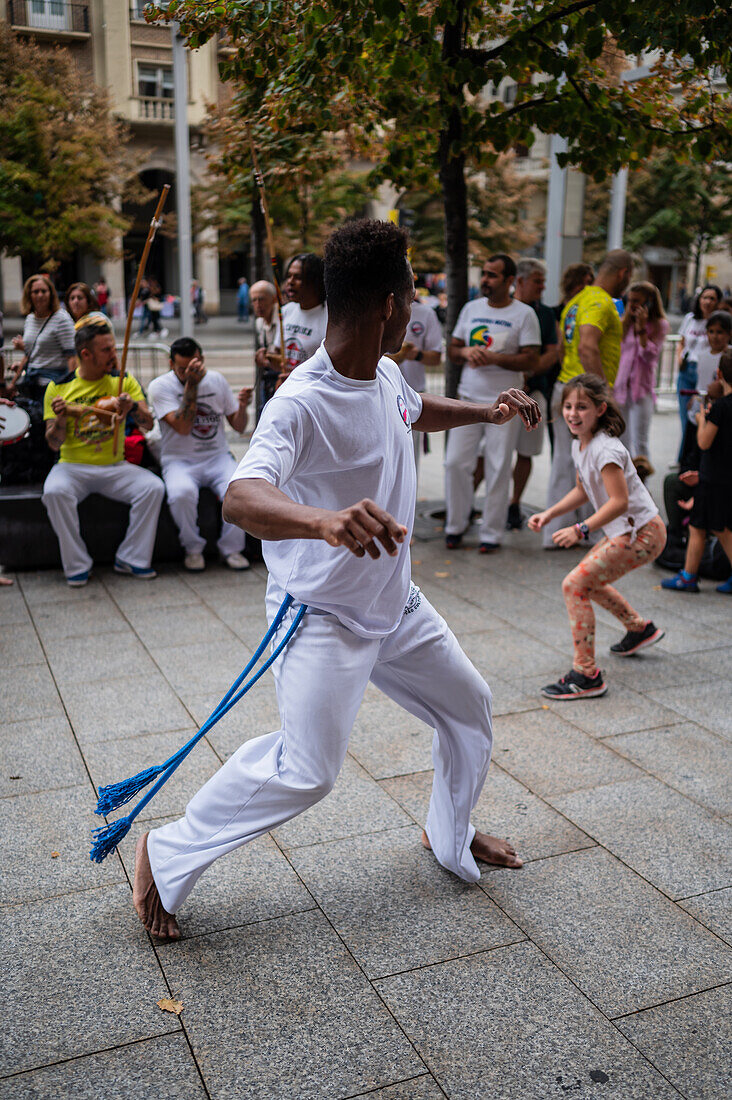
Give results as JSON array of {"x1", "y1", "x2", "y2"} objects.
[
  {"x1": 563, "y1": 304, "x2": 579, "y2": 343},
  {"x1": 410, "y1": 320, "x2": 425, "y2": 338},
  {"x1": 396, "y1": 394, "x2": 411, "y2": 432},
  {"x1": 469, "y1": 325, "x2": 507, "y2": 351},
  {"x1": 285, "y1": 337, "x2": 308, "y2": 369},
  {"x1": 191, "y1": 402, "x2": 221, "y2": 441}
]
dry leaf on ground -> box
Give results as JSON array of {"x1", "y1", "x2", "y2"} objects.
[{"x1": 157, "y1": 997, "x2": 183, "y2": 1015}]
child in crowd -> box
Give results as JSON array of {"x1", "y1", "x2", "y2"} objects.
[
  {"x1": 662, "y1": 349, "x2": 732, "y2": 594},
  {"x1": 528, "y1": 374, "x2": 666, "y2": 700},
  {"x1": 678, "y1": 309, "x2": 731, "y2": 468}
]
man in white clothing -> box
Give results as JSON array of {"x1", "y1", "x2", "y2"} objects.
[
  {"x1": 133, "y1": 220, "x2": 540, "y2": 942},
  {"x1": 445, "y1": 254, "x2": 540, "y2": 552},
  {"x1": 390, "y1": 295, "x2": 443, "y2": 472},
  {"x1": 273, "y1": 253, "x2": 328, "y2": 377},
  {"x1": 147, "y1": 337, "x2": 252, "y2": 572}
]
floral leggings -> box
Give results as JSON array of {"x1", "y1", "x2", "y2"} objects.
[{"x1": 562, "y1": 515, "x2": 667, "y2": 676}]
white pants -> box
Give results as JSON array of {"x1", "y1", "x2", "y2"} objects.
[
  {"x1": 162, "y1": 452, "x2": 245, "y2": 557},
  {"x1": 444, "y1": 406, "x2": 520, "y2": 543},
  {"x1": 147, "y1": 585, "x2": 493, "y2": 913},
  {"x1": 542, "y1": 390, "x2": 591, "y2": 547},
  {"x1": 42, "y1": 461, "x2": 164, "y2": 577},
  {"x1": 619, "y1": 396, "x2": 653, "y2": 459}
]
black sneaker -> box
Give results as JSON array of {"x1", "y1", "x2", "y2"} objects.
[
  {"x1": 610, "y1": 621, "x2": 665, "y2": 656},
  {"x1": 541, "y1": 669, "x2": 608, "y2": 700},
  {"x1": 445, "y1": 533, "x2": 463, "y2": 550},
  {"x1": 506, "y1": 502, "x2": 524, "y2": 530}
]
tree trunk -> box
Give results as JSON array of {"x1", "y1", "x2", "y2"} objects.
[
  {"x1": 250, "y1": 184, "x2": 269, "y2": 282},
  {"x1": 439, "y1": 7, "x2": 468, "y2": 400}
]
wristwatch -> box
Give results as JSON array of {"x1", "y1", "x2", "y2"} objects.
[{"x1": 575, "y1": 522, "x2": 590, "y2": 540}]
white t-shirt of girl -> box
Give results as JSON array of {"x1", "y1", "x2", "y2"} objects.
[
  {"x1": 452, "y1": 297, "x2": 540, "y2": 402},
  {"x1": 396, "y1": 300, "x2": 443, "y2": 392},
  {"x1": 148, "y1": 369, "x2": 238, "y2": 461},
  {"x1": 679, "y1": 313, "x2": 710, "y2": 363},
  {"x1": 572, "y1": 431, "x2": 658, "y2": 541},
  {"x1": 274, "y1": 301, "x2": 328, "y2": 370},
  {"x1": 230, "y1": 345, "x2": 422, "y2": 638},
  {"x1": 688, "y1": 348, "x2": 723, "y2": 423}
]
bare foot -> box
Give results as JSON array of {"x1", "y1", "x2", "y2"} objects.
[
  {"x1": 421, "y1": 828, "x2": 523, "y2": 869},
  {"x1": 133, "y1": 832, "x2": 180, "y2": 941}
]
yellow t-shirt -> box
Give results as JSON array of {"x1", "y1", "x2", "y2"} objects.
[
  {"x1": 559, "y1": 286, "x2": 622, "y2": 386},
  {"x1": 44, "y1": 370, "x2": 145, "y2": 465}
]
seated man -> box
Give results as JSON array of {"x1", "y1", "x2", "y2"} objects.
[
  {"x1": 147, "y1": 337, "x2": 252, "y2": 572},
  {"x1": 42, "y1": 316, "x2": 164, "y2": 586}
]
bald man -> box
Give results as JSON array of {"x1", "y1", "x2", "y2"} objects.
[{"x1": 251, "y1": 281, "x2": 281, "y2": 415}]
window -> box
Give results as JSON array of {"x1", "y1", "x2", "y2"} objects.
[
  {"x1": 29, "y1": 0, "x2": 67, "y2": 30},
  {"x1": 137, "y1": 63, "x2": 174, "y2": 99}
]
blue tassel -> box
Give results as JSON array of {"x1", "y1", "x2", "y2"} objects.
[
  {"x1": 95, "y1": 765, "x2": 166, "y2": 815},
  {"x1": 90, "y1": 816, "x2": 133, "y2": 863}
]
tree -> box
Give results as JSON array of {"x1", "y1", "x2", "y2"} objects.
[
  {"x1": 155, "y1": 1, "x2": 730, "y2": 393},
  {"x1": 0, "y1": 24, "x2": 136, "y2": 269}
]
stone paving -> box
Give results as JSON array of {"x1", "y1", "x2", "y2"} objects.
[{"x1": 1, "y1": 409, "x2": 731, "y2": 1099}]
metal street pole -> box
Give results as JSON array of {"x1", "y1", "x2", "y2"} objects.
[
  {"x1": 544, "y1": 135, "x2": 568, "y2": 307},
  {"x1": 172, "y1": 22, "x2": 193, "y2": 337},
  {"x1": 607, "y1": 168, "x2": 629, "y2": 250}
]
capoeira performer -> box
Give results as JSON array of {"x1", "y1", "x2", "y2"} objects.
[
  {"x1": 134, "y1": 220, "x2": 540, "y2": 941},
  {"x1": 147, "y1": 337, "x2": 252, "y2": 572}
]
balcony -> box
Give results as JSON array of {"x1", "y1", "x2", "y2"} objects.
[
  {"x1": 7, "y1": 0, "x2": 90, "y2": 37},
  {"x1": 134, "y1": 95, "x2": 175, "y2": 122}
]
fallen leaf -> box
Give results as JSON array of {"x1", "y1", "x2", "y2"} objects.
[
  {"x1": 541, "y1": 705, "x2": 549, "y2": 710},
  {"x1": 51, "y1": 851, "x2": 60, "y2": 859},
  {"x1": 435, "y1": 572, "x2": 450, "y2": 578},
  {"x1": 413, "y1": 559, "x2": 421, "y2": 565},
  {"x1": 157, "y1": 997, "x2": 183, "y2": 1015},
  {"x1": 9, "y1": 775, "x2": 21, "y2": 781}
]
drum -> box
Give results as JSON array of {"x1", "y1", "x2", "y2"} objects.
[{"x1": 0, "y1": 404, "x2": 31, "y2": 446}]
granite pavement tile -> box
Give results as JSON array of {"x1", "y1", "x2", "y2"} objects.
[
  {"x1": 0, "y1": 784, "x2": 124, "y2": 905},
  {"x1": 552, "y1": 777, "x2": 732, "y2": 899},
  {"x1": 43, "y1": 630, "x2": 158, "y2": 685},
  {"x1": 4, "y1": 622, "x2": 45, "y2": 664},
  {"x1": 157, "y1": 909, "x2": 424, "y2": 1098},
  {"x1": 184, "y1": 681, "x2": 281, "y2": 760},
  {"x1": 0, "y1": 1033, "x2": 207, "y2": 1099},
  {"x1": 608, "y1": 722, "x2": 732, "y2": 815},
  {"x1": 0, "y1": 883, "x2": 180, "y2": 1076},
  {"x1": 487, "y1": 675, "x2": 543, "y2": 717},
  {"x1": 0, "y1": 715, "x2": 87, "y2": 799},
  {"x1": 679, "y1": 888, "x2": 732, "y2": 944},
  {"x1": 381, "y1": 766, "x2": 594, "y2": 864},
  {"x1": 607, "y1": 647, "x2": 718, "y2": 693},
  {"x1": 146, "y1": 638, "x2": 252, "y2": 695},
  {"x1": 290, "y1": 826, "x2": 522, "y2": 979},
  {"x1": 348, "y1": 1076, "x2": 445, "y2": 1099},
  {"x1": 30, "y1": 594, "x2": 130, "y2": 642},
  {"x1": 616, "y1": 986, "x2": 732, "y2": 1100},
  {"x1": 648, "y1": 681, "x2": 732, "y2": 741},
  {"x1": 461, "y1": 629, "x2": 566, "y2": 681},
  {"x1": 641, "y1": 611, "x2": 728, "y2": 656},
  {"x1": 100, "y1": 569, "x2": 196, "y2": 610},
  {"x1": 544, "y1": 683, "x2": 680, "y2": 739},
  {"x1": 485, "y1": 847, "x2": 732, "y2": 1017},
  {"x1": 0, "y1": 582, "x2": 31, "y2": 623},
  {"x1": 60, "y1": 673, "x2": 193, "y2": 745},
  {"x1": 118, "y1": 823, "x2": 314, "y2": 939},
  {"x1": 491, "y1": 707, "x2": 642, "y2": 796},
  {"x1": 376, "y1": 941, "x2": 679, "y2": 1100},
  {"x1": 0, "y1": 663, "x2": 63, "y2": 724},
  {"x1": 83, "y1": 728, "x2": 219, "y2": 823},
  {"x1": 274, "y1": 755, "x2": 411, "y2": 849},
  {"x1": 349, "y1": 684, "x2": 434, "y2": 779},
  {"x1": 18, "y1": 571, "x2": 104, "y2": 607},
  {"x1": 123, "y1": 602, "x2": 238, "y2": 649}
]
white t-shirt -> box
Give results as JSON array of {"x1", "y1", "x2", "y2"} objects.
[
  {"x1": 688, "y1": 348, "x2": 723, "y2": 423},
  {"x1": 148, "y1": 369, "x2": 238, "y2": 461},
  {"x1": 396, "y1": 300, "x2": 443, "y2": 392},
  {"x1": 452, "y1": 297, "x2": 540, "y2": 402},
  {"x1": 230, "y1": 345, "x2": 423, "y2": 638},
  {"x1": 679, "y1": 313, "x2": 710, "y2": 363},
  {"x1": 273, "y1": 301, "x2": 328, "y2": 370},
  {"x1": 572, "y1": 431, "x2": 658, "y2": 540}
]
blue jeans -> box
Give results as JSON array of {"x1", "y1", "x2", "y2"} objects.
[{"x1": 676, "y1": 358, "x2": 697, "y2": 460}]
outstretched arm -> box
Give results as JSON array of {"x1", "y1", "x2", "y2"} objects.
[
  {"x1": 223, "y1": 478, "x2": 407, "y2": 560},
  {"x1": 412, "y1": 389, "x2": 541, "y2": 433}
]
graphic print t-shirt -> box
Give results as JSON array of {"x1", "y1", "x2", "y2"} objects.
[
  {"x1": 451, "y1": 297, "x2": 540, "y2": 402},
  {"x1": 43, "y1": 370, "x2": 145, "y2": 465},
  {"x1": 397, "y1": 300, "x2": 443, "y2": 392},
  {"x1": 559, "y1": 286, "x2": 622, "y2": 386},
  {"x1": 273, "y1": 301, "x2": 328, "y2": 370},
  {"x1": 148, "y1": 369, "x2": 238, "y2": 461},
  {"x1": 230, "y1": 346, "x2": 423, "y2": 638}
]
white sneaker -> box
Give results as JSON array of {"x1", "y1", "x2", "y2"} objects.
[
  {"x1": 184, "y1": 553, "x2": 206, "y2": 572},
  {"x1": 224, "y1": 552, "x2": 250, "y2": 571},
  {"x1": 160, "y1": 327, "x2": 169, "y2": 338}
]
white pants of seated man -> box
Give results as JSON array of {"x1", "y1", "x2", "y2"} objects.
[
  {"x1": 148, "y1": 584, "x2": 493, "y2": 913},
  {"x1": 163, "y1": 453, "x2": 245, "y2": 558},
  {"x1": 42, "y1": 461, "x2": 164, "y2": 577},
  {"x1": 444, "y1": 404, "x2": 521, "y2": 544},
  {"x1": 542, "y1": 389, "x2": 592, "y2": 547}
]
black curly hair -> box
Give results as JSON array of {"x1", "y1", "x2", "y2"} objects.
[{"x1": 324, "y1": 219, "x2": 412, "y2": 324}]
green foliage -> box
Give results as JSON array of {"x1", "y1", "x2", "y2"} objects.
[{"x1": 0, "y1": 25, "x2": 136, "y2": 267}]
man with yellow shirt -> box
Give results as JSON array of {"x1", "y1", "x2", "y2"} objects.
[
  {"x1": 542, "y1": 249, "x2": 633, "y2": 548},
  {"x1": 42, "y1": 317, "x2": 164, "y2": 585}
]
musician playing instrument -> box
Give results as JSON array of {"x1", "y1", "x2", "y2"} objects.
[{"x1": 42, "y1": 316, "x2": 164, "y2": 586}]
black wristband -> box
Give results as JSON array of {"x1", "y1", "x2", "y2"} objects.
[{"x1": 415, "y1": 350, "x2": 423, "y2": 362}]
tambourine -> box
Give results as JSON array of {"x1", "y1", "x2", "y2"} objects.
[{"x1": 0, "y1": 404, "x2": 31, "y2": 446}]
